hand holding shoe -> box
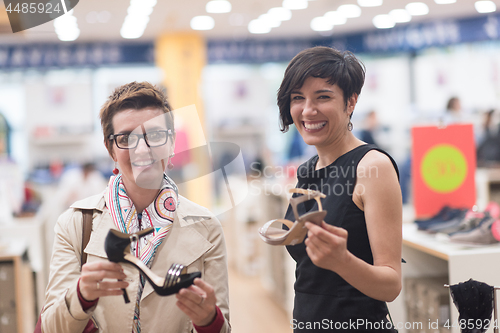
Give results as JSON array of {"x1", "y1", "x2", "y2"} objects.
[
  {"x1": 176, "y1": 278, "x2": 217, "y2": 327},
  {"x1": 80, "y1": 261, "x2": 129, "y2": 301},
  {"x1": 304, "y1": 221, "x2": 350, "y2": 272}
]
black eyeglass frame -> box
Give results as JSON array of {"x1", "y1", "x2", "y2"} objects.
[{"x1": 108, "y1": 129, "x2": 175, "y2": 150}]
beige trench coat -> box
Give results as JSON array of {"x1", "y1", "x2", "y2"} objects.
[{"x1": 41, "y1": 190, "x2": 230, "y2": 333}]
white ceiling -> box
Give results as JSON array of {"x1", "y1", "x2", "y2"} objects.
[{"x1": 0, "y1": 0, "x2": 498, "y2": 43}]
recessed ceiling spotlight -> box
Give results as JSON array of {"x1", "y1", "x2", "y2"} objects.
[
  {"x1": 324, "y1": 11, "x2": 347, "y2": 25},
  {"x1": 130, "y1": 0, "x2": 156, "y2": 7},
  {"x1": 54, "y1": 10, "x2": 80, "y2": 41},
  {"x1": 127, "y1": 5, "x2": 153, "y2": 17},
  {"x1": 311, "y1": 17, "x2": 333, "y2": 31},
  {"x1": 373, "y1": 14, "x2": 395, "y2": 29},
  {"x1": 121, "y1": 0, "x2": 156, "y2": 39},
  {"x1": 282, "y1": 0, "x2": 308, "y2": 10},
  {"x1": 405, "y1": 2, "x2": 429, "y2": 16},
  {"x1": 190, "y1": 16, "x2": 215, "y2": 30},
  {"x1": 358, "y1": 0, "x2": 383, "y2": 7},
  {"x1": 475, "y1": 0, "x2": 496, "y2": 13},
  {"x1": 389, "y1": 9, "x2": 411, "y2": 23},
  {"x1": 434, "y1": 0, "x2": 456, "y2": 4},
  {"x1": 337, "y1": 4, "x2": 362, "y2": 18},
  {"x1": 259, "y1": 14, "x2": 281, "y2": 28},
  {"x1": 248, "y1": 19, "x2": 272, "y2": 34},
  {"x1": 268, "y1": 7, "x2": 292, "y2": 21},
  {"x1": 206, "y1": 0, "x2": 232, "y2": 14}
]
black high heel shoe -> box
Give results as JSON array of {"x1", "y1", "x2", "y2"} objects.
[{"x1": 105, "y1": 228, "x2": 201, "y2": 297}]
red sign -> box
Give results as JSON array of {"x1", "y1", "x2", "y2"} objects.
[{"x1": 412, "y1": 124, "x2": 476, "y2": 218}]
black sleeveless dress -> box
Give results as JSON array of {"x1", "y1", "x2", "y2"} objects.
[{"x1": 286, "y1": 144, "x2": 399, "y2": 332}]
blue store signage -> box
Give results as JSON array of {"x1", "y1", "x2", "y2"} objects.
[
  {"x1": 208, "y1": 13, "x2": 500, "y2": 63},
  {"x1": 0, "y1": 13, "x2": 498, "y2": 69},
  {"x1": 0, "y1": 42, "x2": 154, "y2": 69}
]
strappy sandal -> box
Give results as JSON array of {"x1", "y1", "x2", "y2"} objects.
[
  {"x1": 258, "y1": 188, "x2": 327, "y2": 246},
  {"x1": 105, "y1": 228, "x2": 201, "y2": 297}
]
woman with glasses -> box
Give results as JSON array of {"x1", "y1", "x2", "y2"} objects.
[{"x1": 40, "y1": 82, "x2": 230, "y2": 333}]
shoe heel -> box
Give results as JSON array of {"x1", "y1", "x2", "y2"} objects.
[{"x1": 298, "y1": 210, "x2": 327, "y2": 225}]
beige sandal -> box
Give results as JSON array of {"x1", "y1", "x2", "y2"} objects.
[{"x1": 259, "y1": 188, "x2": 327, "y2": 246}]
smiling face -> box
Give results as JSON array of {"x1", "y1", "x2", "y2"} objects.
[
  {"x1": 290, "y1": 76, "x2": 357, "y2": 149},
  {"x1": 110, "y1": 108, "x2": 174, "y2": 191}
]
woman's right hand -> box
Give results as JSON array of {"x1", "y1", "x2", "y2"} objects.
[{"x1": 79, "y1": 261, "x2": 129, "y2": 301}]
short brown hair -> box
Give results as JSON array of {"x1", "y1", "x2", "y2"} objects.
[
  {"x1": 277, "y1": 46, "x2": 365, "y2": 132},
  {"x1": 99, "y1": 81, "x2": 173, "y2": 155}
]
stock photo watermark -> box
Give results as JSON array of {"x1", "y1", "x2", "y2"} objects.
[
  {"x1": 247, "y1": 161, "x2": 380, "y2": 197},
  {"x1": 4, "y1": 0, "x2": 79, "y2": 33}
]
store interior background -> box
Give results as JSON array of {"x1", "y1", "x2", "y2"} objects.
[{"x1": 1, "y1": 0, "x2": 500, "y2": 332}]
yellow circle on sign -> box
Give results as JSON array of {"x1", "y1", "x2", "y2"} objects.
[{"x1": 421, "y1": 144, "x2": 467, "y2": 193}]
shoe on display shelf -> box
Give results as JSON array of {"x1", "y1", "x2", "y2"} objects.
[
  {"x1": 448, "y1": 216, "x2": 500, "y2": 246},
  {"x1": 415, "y1": 206, "x2": 468, "y2": 231}
]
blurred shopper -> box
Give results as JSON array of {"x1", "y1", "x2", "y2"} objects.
[
  {"x1": 57, "y1": 162, "x2": 108, "y2": 208},
  {"x1": 477, "y1": 109, "x2": 500, "y2": 165},
  {"x1": 40, "y1": 82, "x2": 230, "y2": 332},
  {"x1": 359, "y1": 110, "x2": 379, "y2": 146},
  {"x1": 276, "y1": 46, "x2": 402, "y2": 332}
]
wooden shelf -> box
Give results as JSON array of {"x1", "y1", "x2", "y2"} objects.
[{"x1": 0, "y1": 241, "x2": 35, "y2": 333}]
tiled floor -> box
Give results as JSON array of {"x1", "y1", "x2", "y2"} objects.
[{"x1": 228, "y1": 267, "x2": 292, "y2": 333}]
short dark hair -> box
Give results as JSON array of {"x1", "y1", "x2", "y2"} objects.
[
  {"x1": 277, "y1": 46, "x2": 366, "y2": 132},
  {"x1": 99, "y1": 81, "x2": 174, "y2": 155}
]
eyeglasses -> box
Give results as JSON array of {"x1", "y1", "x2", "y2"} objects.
[{"x1": 109, "y1": 129, "x2": 174, "y2": 149}]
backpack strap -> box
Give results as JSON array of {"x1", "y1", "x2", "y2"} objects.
[{"x1": 81, "y1": 209, "x2": 93, "y2": 270}]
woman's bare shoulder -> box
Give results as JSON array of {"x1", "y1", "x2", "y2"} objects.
[{"x1": 357, "y1": 149, "x2": 396, "y2": 179}]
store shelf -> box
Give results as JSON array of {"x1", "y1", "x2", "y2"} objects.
[
  {"x1": 0, "y1": 241, "x2": 36, "y2": 333},
  {"x1": 390, "y1": 223, "x2": 500, "y2": 333},
  {"x1": 403, "y1": 223, "x2": 500, "y2": 261},
  {"x1": 0, "y1": 217, "x2": 46, "y2": 315}
]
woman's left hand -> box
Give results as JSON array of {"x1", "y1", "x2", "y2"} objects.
[
  {"x1": 304, "y1": 221, "x2": 350, "y2": 272},
  {"x1": 176, "y1": 278, "x2": 217, "y2": 327}
]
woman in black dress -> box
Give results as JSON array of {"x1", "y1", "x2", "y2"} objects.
[{"x1": 277, "y1": 46, "x2": 402, "y2": 332}]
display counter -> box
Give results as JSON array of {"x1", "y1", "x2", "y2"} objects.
[{"x1": 388, "y1": 223, "x2": 500, "y2": 333}]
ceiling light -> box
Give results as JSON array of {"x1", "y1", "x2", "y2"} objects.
[
  {"x1": 282, "y1": 0, "x2": 308, "y2": 10},
  {"x1": 311, "y1": 17, "x2": 333, "y2": 31},
  {"x1": 434, "y1": 0, "x2": 456, "y2": 4},
  {"x1": 121, "y1": 25, "x2": 145, "y2": 39},
  {"x1": 358, "y1": 0, "x2": 383, "y2": 7},
  {"x1": 248, "y1": 19, "x2": 271, "y2": 34},
  {"x1": 191, "y1": 16, "x2": 215, "y2": 30},
  {"x1": 268, "y1": 7, "x2": 292, "y2": 21},
  {"x1": 324, "y1": 11, "x2": 347, "y2": 25},
  {"x1": 130, "y1": 0, "x2": 156, "y2": 7},
  {"x1": 259, "y1": 14, "x2": 281, "y2": 28},
  {"x1": 389, "y1": 9, "x2": 411, "y2": 23},
  {"x1": 206, "y1": 0, "x2": 232, "y2": 14},
  {"x1": 337, "y1": 4, "x2": 361, "y2": 18},
  {"x1": 475, "y1": 1, "x2": 496, "y2": 13},
  {"x1": 373, "y1": 14, "x2": 395, "y2": 29},
  {"x1": 121, "y1": 0, "x2": 156, "y2": 40},
  {"x1": 54, "y1": 10, "x2": 80, "y2": 41},
  {"x1": 127, "y1": 5, "x2": 153, "y2": 17},
  {"x1": 123, "y1": 15, "x2": 150, "y2": 28},
  {"x1": 405, "y1": 2, "x2": 429, "y2": 15}
]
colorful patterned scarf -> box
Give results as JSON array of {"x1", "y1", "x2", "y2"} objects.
[{"x1": 105, "y1": 173, "x2": 178, "y2": 333}]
